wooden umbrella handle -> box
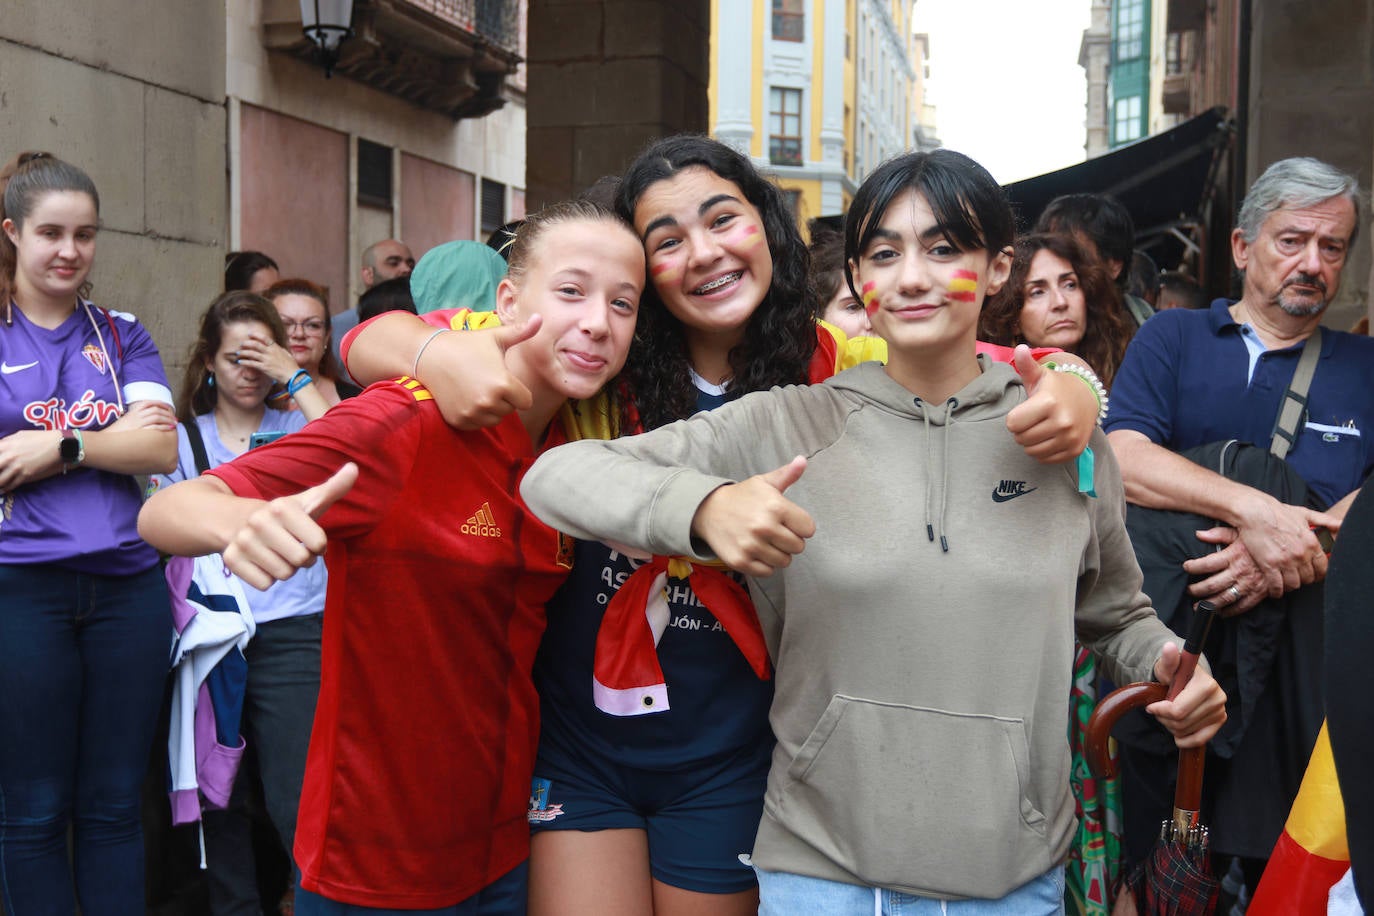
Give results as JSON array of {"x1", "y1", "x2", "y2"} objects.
[
  {"x1": 1085, "y1": 681, "x2": 1167, "y2": 781},
  {"x1": 1085, "y1": 682, "x2": 1206, "y2": 811}
]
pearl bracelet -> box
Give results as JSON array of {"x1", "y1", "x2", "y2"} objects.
[{"x1": 1049, "y1": 361, "x2": 1108, "y2": 425}]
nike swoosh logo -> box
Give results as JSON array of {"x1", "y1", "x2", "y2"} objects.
[
  {"x1": 1, "y1": 361, "x2": 38, "y2": 374},
  {"x1": 991, "y1": 487, "x2": 1037, "y2": 503}
]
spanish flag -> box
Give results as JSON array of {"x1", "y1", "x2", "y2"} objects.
[{"x1": 1248, "y1": 721, "x2": 1350, "y2": 915}]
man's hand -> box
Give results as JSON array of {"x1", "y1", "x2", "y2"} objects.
[
  {"x1": 1005, "y1": 346, "x2": 1097, "y2": 464},
  {"x1": 1182, "y1": 528, "x2": 1271, "y2": 616},
  {"x1": 412, "y1": 317, "x2": 543, "y2": 430},
  {"x1": 1230, "y1": 495, "x2": 1339, "y2": 595},
  {"x1": 690, "y1": 456, "x2": 815, "y2": 577},
  {"x1": 223, "y1": 463, "x2": 357, "y2": 590},
  {"x1": 1147, "y1": 642, "x2": 1228, "y2": 748}
]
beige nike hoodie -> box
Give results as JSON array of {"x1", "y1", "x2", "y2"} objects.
[{"x1": 521, "y1": 358, "x2": 1184, "y2": 900}]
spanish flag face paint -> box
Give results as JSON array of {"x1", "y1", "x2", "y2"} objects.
[
  {"x1": 948, "y1": 269, "x2": 979, "y2": 303},
  {"x1": 861, "y1": 280, "x2": 880, "y2": 315},
  {"x1": 735, "y1": 222, "x2": 764, "y2": 249},
  {"x1": 651, "y1": 261, "x2": 684, "y2": 286},
  {"x1": 633, "y1": 167, "x2": 773, "y2": 334}
]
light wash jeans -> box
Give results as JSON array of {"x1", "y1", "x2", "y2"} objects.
[{"x1": 756, "y1": 863, "x2": 1066, "y2": 916}]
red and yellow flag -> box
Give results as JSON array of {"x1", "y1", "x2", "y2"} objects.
[{"x1": 1248, "y1": 721, "x2": 1350, "y2": 915}]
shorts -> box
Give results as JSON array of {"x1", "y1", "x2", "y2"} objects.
[{"x1": 527, "y1": 729, "x2": 772, "y2": 894}]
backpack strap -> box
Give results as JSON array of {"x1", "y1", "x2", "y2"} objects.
[
  {"x1": 97, "y1": 306, "x2": 124, "y2": 361},
  {"x1": 183, "y1": 419, "x2": 212, "y2": 477},
  {"x1": 1270, "y1": 327, "x2": 1322, "y2": 461}
]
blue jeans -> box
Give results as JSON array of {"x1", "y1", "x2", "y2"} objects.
[
  {"x1": 0, "y1": 563, "x2": 171, "y2": 916},
  {"x1": 295, "y1": 860, "x2": 528, "y2": 915},
  {"x1": 203, "y1": 612, "x2": 323, "y2": 915},
  {"x1": 756, "y1": 863, "x2": 1066, "y2": 915}
]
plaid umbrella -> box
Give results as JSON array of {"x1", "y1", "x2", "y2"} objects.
[{"x1": 1087, "y1": 601, "x2": 1220, "y2": 915}]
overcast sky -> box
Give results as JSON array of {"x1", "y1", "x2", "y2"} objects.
[{"x1": 912, "y1": 0, "x2": 1092, "y2": 184}]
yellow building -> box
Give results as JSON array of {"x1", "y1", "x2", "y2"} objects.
[{"x1": 708, "y1": 0, "x2": 938, "y2": 234}]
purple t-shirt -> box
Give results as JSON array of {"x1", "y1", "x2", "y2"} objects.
[{"x1": 0, "y1": 301, "x2": 174, "y2": 574}]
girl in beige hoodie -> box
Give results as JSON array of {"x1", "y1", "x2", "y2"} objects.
[{"x1": 521, "y1": 150, "x2": 1228, "y2": 915}]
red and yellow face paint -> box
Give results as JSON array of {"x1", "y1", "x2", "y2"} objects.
[
  {"x1": 651, "y1": 260, "x2": 684, "y2": 286},
  {"x1": 948, "y1": 269, "x2": 979, "y2": 303},
  {"x1": 861, "y1": 281, "x2": 880, "y2": 315},
  {"x1": 734, "y1": 222, "x2": 764, "y2": 249}
]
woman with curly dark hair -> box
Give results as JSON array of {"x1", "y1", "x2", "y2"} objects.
[
  {"x1": 981, "y1": 232, "x2": 1132, "y2": 389},
  {"x1": 338, "y1": 136, "x2": 1104, "y2": 916},
  {"x1": 609, "y1": 135, "x2": 820, "y2": 431}
]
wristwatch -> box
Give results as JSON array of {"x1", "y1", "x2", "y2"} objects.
[{"x1": 59, "y1": 428, "x2": 85, "y2": 469}]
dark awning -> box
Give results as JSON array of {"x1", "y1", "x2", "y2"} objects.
[
  {"x1": 810, "y1": 107, "x2": 1235, "y2": 287},
  {"x1": 1004, "y1": 107, "x2": 1235, "y2": 277}
]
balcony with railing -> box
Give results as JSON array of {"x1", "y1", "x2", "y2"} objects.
[
  {"x1": 1162, "y1": 30, "x2": 1194, "y2": 115},
  {"x1": 264, "y1": 0, "x2": 523, "y2": 119}
]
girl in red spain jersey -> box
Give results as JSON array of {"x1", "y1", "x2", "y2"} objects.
[{"x1": 137, "y1": 199, "x2": 645, "y2": 915}]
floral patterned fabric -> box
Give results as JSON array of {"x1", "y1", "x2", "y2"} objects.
[{"x1": 1067, "y1": 643, "x2": 1125, "y2": 915}]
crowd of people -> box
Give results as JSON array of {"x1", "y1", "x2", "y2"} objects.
[{"x1": 0, "y1": 133, "x2": 1368, "y2": 916}]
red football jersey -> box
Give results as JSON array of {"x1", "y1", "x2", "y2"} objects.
[{"x1": 210, "y1": 378, "x2": 571, "y2": 907}]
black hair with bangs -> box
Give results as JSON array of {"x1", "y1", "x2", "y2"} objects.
[{"x1": 843, "y1": 150, "x2": 1015, "y2": 302}]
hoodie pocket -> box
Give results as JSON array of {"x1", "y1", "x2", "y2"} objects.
[{"x1": 776, "y1": 694, "x2": 1050, "y2": 897}]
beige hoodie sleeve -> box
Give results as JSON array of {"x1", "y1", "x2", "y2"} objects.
[
  {"x1": 522, "y1": 384, "x2": 847, "y2": 558},
  {"x1": 1072, "y1": 428, "x2": 1194, "y2": 686}
]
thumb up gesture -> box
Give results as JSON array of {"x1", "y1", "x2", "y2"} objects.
[
  {"x1": 224, "y1": 462, "x2": 358, "y2": 589},
  {"x1": 690, "y1": 456, "x2": 815, "y2": 577},
  {"x1": 1004, "y1": 345, "x2": 1099, "y2": 464}
]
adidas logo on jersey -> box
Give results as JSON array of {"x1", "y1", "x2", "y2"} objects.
[{"x1": 462, "y1": 502, "x2": 502, "y2": 538}]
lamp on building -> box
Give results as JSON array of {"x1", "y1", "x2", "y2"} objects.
[{"x1": 299, "y1": 0, "x2": 354, "y2": 78}]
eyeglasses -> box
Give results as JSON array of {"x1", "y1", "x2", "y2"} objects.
[{"x1": 282, "y1": 319, "x2": 327, "y2": 335}]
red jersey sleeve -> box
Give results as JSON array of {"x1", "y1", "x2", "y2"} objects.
[
  {"x1": 207, "y1": 384, "x2": 424, "y2": 540},
  {"x1": 339, "y1": 309, "x2": 465, "y2": 368}
]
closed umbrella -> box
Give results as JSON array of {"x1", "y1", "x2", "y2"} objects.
[{"x1": 1086, "y1": 600, "x2": 1219, "y2": 915}]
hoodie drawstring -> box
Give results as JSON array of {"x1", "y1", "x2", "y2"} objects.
[
  {"x1": 938, "y1": 397, "x2": 956, "y2": 552},
  {"x1": 918, "y1": 400, "x2": 935, "y2": 544},
  {"x1": 915, "y1": 396, "x2": 956, "y2": 552}
]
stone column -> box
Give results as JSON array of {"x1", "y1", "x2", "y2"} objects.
[{"x1": 526, "y1": 0, "x2": 710, "y2": 209}]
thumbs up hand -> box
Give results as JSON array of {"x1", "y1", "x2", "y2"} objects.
[
  {"x1": 419, "y1": 315, "x2": 543, "y2": 430},
  {"x1": 1004, "y1": 346, "x2": 1099, "y2": 464},
  {"x1": 224, "y1": 462, "x2": 358, "y2": 590},
  {"x1": 690, "y1": 456, "x2": 815, "y2": 577}
]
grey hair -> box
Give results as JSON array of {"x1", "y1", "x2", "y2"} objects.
[{"x1": 1236, "y1": 157, "x2": 1362, "y2": 246}]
